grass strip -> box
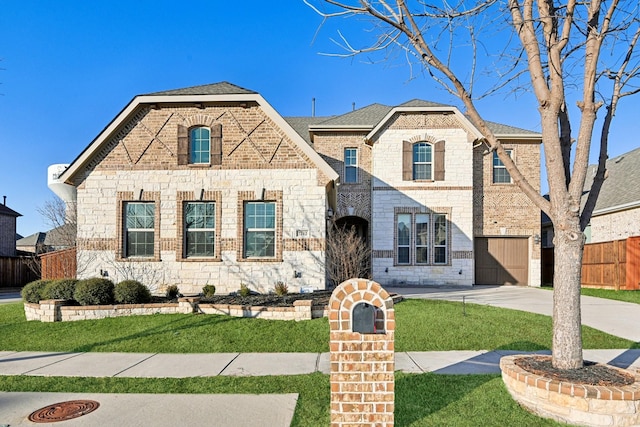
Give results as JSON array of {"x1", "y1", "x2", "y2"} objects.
[{"x1": 1, "y1": 299, "x2": 636, "y2": 353}]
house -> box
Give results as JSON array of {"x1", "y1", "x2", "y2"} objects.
[
  {"x1": 302, "y1": 100, "x2": 542, "y2": 287},
  {"x1": 542, "y1": 146, "x2": 640, "y2": 247},
  {"x1": 0, "y1": 198, "x2": 21, "y2": 257},
  {"x1": 16, "y1": 224, "x2": 75, "y2": 254},
  {"x1": 541, "y1": 146, "x2": 640, "y2": 289},
  {"x1": 58, "y1": 82, "x2": 338, "y2": 294},
  {"x1": 16, "y1": 232, "x2": 47, "y2": 254},
  {"x1": 58, "y1": 82, "x2": 542, "y2": 293}
]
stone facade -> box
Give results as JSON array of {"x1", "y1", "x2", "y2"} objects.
[{"x1": 367, "y1": 114, "x2": 475, "y2": 286}]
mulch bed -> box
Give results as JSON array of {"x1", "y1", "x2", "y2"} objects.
[
  {"x1": 515, "y1": 355, "x2": 635, "y2": 386},
  {"x1": 199, "y1": 290, "x2": 333, "y2": 307}
]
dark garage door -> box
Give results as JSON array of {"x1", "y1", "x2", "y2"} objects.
[{"x1": 475, "y1": 237, "x2": 528, "y2": 285}]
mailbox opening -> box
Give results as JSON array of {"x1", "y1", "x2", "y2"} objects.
[{"x1": 352, "y1": 302, "x2": 385, "y2": 334}]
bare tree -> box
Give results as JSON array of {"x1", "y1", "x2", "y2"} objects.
[
  {"x1": 326, "y1": 219, "x2": 372, "y2": 287},
  {"x1": 308, "y1": 0, "x2": 640, "y2": 369},
  {"x1": 38, "y1": 197, "x2": 77, "y2": 249}
]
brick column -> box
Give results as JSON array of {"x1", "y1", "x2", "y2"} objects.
[{"x1": 329, "y1": 278, "x2": 395, "y2": 426}]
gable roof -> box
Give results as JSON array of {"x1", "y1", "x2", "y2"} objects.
[
  {"x1": 145, "y1": 81, "x2": 256, "y2": 96},
  {"x1": 59, "y1": 82, "x2": 338, "y2": 184},
  {"x1": 16, "y1": 232, "x2": 46, "y2": 247},
  {"x1": 305, "y1": 99, "x2": 541, "y2": 142},
  {"x1": 583, "y1": 146, "x2": 640, "y2": 216},
  {"x1": 0, "y1": 204, "x2": 21, "y2": 218}
]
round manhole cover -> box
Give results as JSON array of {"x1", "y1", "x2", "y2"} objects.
[{"x1": 28, "y1": 400, "x2": 100, "y2": 423}]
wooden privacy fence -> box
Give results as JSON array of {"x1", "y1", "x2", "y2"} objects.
[
  {"x1": 581, "y1": 236, "x2": 640, "y2": 290},
  {"x1": 544, "y1": 236, "x2": 640, "y2": 290},
  {"x1": 0, "y1": 256, "x2": 39, "y2": 287},
  {"x1": 41, "y1": 247, "x2": 77, "y2": 280}
]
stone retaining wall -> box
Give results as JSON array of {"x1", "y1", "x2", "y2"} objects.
[
  {"x1": 500, "y1": 355, "x2": 640, "y2": 426},
  {"x1": 24, "y1": 298, "x2": 327, "y2": 323}
]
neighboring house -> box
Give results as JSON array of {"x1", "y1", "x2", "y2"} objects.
[
  {"x1": 16, "y1": 224, "x2": 75, "y2": 254},
  {"x1": 58, "y1": 82, "x2": 541, "y2": 293},
  {"x1": 0, "y1": 199, "x2": 21, "y2": 257},
  {"x1": 542, "y1": 146, "x2": 640, "y2": 247},
  {"x1": 16, "y1": 232, "x2": 46, "y2": 254}
]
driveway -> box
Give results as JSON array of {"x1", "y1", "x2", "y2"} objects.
[{"x1": 388, "y1": 285, "x2": 640, "y2": 343}]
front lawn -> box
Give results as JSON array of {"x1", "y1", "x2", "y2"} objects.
[
  {"x1": 0, "y1": 373, "x2": 562, "y2": 426},
  {"x1": 0, "y1": 299, "x2": 636, "y2": 353},
  {"x1": 580, "y1": 287, "x2": 640, "y2": 304}
]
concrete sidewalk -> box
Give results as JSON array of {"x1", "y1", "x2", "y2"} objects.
[{"x1": 1, "y1": 349, "x2": 639, "y2": 378}]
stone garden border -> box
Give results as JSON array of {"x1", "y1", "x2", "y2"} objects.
[
  {"x1": 500, "y1": 354, "x2": 640, "y2": 426},
  {"x1": 24, "y1": 298, "x2": 328, "y2": 322}
]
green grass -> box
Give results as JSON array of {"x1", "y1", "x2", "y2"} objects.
[
  {"x1": 1, "y1": 299, "x2": 636, "y2": 353},
  {"x1": 580, "y1": 287, "x2": 640, "y2": 304},
  {"x1": 0, "y1": 373, "x2": 563, "y2": 426}
]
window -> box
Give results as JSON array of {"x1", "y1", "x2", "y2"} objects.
[
  {"x1": 397, "y1": 214, "x2": 411, "y2": 264},
  {"x1": 344, "y1": 148, "x2": 358, "y2": 183},
  {"x1": 403, "y1": 140, "x2": 445, "y2": 181},
  {"x1": 395, "y1": 212, "x2": 449, "y2": 265},
  {"x1": 493, "y1": 150, "x2": 513, "y2": 183},
  {"x1": 190, "y1": 127, "x2": 210, "y2": 164},
  {"x1": 415, "y1": 214, "x2": 429, "y2": 264},
  {"x1": 433, "y1": 214, "x2": 448, "y2": 264},
  {"x1": 184, "y1": 202, "x2": 215, "y2": 257},
  {"x1": 244, "y1": 202, "x2": 276, "y2": 258},
  {"x1": 413, "y1": 143, "x2": 432, "y2": 180},
  {"x1": 124, "y1": 202, "x2": 155, "y2": 257}
]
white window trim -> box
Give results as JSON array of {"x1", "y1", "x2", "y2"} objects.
[
  {"x1": 344, "y1": 147, "x2": 358, "y2": 184},
  {"x1": 413, "y1": 143, "x2": 433, "y2": 180},
  {"x1": 184, "y1": 201, "x2": 216, "y2": 258},
  {"x1": 493, "y1": 149, "x2": 513, "y2": 184}
]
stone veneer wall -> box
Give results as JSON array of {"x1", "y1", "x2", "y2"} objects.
[
  {"x1": 73, "y1": 103, "x2": 330, "y2": 294},
  {"x1": 24, "y1": 298, "x2": 328, "y2": 322},
  {"x1": 370, "y1": 113, "x2": 475, "y2": 286},
  {"x1": 501, "y1": 355, "x2": 640, "y2": 426}
]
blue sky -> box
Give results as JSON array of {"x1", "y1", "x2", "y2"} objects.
[{"x1": 2, "y1": 1, "x2": 639, "y2": 237}]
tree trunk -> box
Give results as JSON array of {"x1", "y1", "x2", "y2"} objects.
[{"x1": 552, "y1": 224, "x2": 585, "y2": 369}]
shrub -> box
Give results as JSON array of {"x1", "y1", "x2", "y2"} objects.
[
  {"x1": 114, "y1": 280, "x2": 151, "y2": 304},
  {"x1": 165, "y1": 284, "x2": 180, "y2": 300},
  {"x1": 74, "y1": 278, "x2": 115, "y2": 306},
  {"x1": 202, "y1": 284, "x2": 216, "y2": 298},
  {"x1": 239, "y1": 283, "x2": 251, "y2": 297},
  {"x1": 21, "y1": 280, "x2": 51, "y2": 303},
  {"x1": 44, "y1": 279, "x2": 78, "y2": 301},
  {"x1": 274, "y1": 281, "x2": 288, "y2": 296}
]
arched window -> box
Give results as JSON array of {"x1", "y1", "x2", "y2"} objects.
[
  {"x1": 412, "y1": 143, "x2": 432, "y2": 180},
  {"x1": 190, "y1": 127, "x2": 210, "y2": 164}
]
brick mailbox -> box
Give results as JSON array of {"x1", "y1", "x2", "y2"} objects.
[{"x1": 329, "y1": 278, "x2": 395, "y2": 426}]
